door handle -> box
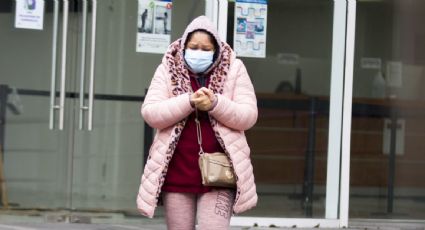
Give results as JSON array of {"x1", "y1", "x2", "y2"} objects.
[
  {"x1": 79, "y1": 0, "x2": 97, "y2": 131},
  {"x1": 49, "y1": 0, "x2": 69, "y2": 130},
  {"x1": 88, "y1": 0, "x2": 97, "y2": 131},
  {"x1": 59, "y1": 0, "x2": 70, "y2": 130},
  {"x1": 78, "y1": 0, "x2": 88, "y2": 130},
  {"x1": 49, "y1": 0, "x2": 60, "y2": 130}
]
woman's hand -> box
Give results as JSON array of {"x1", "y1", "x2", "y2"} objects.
[{"x1": 190, "y1": 87, "x2": 216, "y2": 111}]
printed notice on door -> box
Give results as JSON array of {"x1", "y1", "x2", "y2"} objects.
[
  {"x1": 15, "y1": 0, "x2": 45, "y2": 30},
  {"x1": 136, "y1": 0, "x2": 172, "y2": 54},
  {"x1": 234, "y1": 0, "x2": 267, "y2": 58}
]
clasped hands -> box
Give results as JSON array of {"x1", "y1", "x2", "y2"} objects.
[{"x1": 190, "y1": 87, "x2": 217, "y2": 111}]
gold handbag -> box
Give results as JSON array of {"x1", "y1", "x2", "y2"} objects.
[{"x1": 195, "y1": 110, "x2": 236, "y2": 188}]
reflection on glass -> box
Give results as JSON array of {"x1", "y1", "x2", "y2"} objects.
[
  {"x1": 228, "y1": 0, "x2": 333, "y2": 218},
  {"x1": 351, "y1": 0, "x2": 425, "y2": 219}
]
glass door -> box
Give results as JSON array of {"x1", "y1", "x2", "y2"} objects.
[
  {"x1": 0, "y1": 0, "x2": 207, "y2": 213},
  {"x1": 350, "y1": 0, "x2": 425, "y2": 220},
  {"x1": 69, "y1": 0, "x2": 206, "y2": 212},
  {"x1": 0, "y1": 0, "x2": 78, "y2": 209},
  {"x1": 69, "y1": 0, "x2": 154, "y2": 211},
  {"x1": 222, "y1": 0, "x2": 350, "y2": 227}
]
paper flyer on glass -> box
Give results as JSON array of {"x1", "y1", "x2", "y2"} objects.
[
  {"x1": 136, "y1": 0, "x2": 172, "y2": 54},
  {"x1": 234, "y1": 0, "x2": 267, "y2": 58},
  {"x1": 15, "y1": 0, "x2": 45, "y2": 30}
]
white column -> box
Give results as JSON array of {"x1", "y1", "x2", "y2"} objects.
[
  {"x1": 217, "y1": 0, "x2": 228, "y2": 41},
  {"x1": 339, "y1": 0, "x2": 357, "y2": 227},
  {"x1": 205, "y1": 0, "x2": 228, "y2": 41},
  {"x1": 204, "y1": 0, "x2": 219, "y2": 28},
  {"x1": 325, "y1": 0, "x2": 347, "y2": 219},
  {"x1": 204, "y1": 0, "x2": 215, "y2": 23}
]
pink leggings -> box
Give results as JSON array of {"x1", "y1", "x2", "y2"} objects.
[{"x1": 163, "y1": 189, "x2": 235, "y2": 230}]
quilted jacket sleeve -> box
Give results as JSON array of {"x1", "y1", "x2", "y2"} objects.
[
  {"x1": 141, "y1": 64, "x2": 194, "y2": 129},
  {"x1": 209, "y1": 59, "x2": 258, "y2": 131}
]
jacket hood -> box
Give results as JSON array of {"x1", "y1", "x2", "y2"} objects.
[
  {"x1": 180, "y1": 16, "x2": 223, "y2": 74},
  {"x1": 180, "y1": 16, "x2": 222, "y2": 50}
]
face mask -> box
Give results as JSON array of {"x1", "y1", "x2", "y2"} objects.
[{"x1": 184, "y1": 49, "x2": 214, "y2": 74}]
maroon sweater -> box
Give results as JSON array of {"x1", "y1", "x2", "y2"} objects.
[{"x1": 162, "y1": 75, "x2": 224, "y2": 193}]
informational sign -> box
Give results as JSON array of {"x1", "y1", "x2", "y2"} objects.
[
  {"x1": 15, "y1": 0, "x2": 45, "y2": 30},
  {"x1": 277, "y1": 53, "x2": 299, "y2": 65},
  {"x1": 136, "y1": 0, "x2": 172, "y2": 54},
  {"x1": 234, "y1": 0, "x2": 267, "y2": 58},
  {"x1": 361, "y1": 57, "x2": 382, "y2": 70},
  {"x1": 386, "y1": 61, "x2": 403, "y2": 87}
]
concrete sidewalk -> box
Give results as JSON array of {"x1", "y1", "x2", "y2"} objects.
[
  {"x1": 0, "y1": 222, "x2": 424, "y2": 230},
  {"x1": 0, "y1": 210, "x2": 424, "y2": 230},
  {"x1": 0, "y1": 221, "x2": 424, "y2": 230},
  {"x1": 0, "y1": 223, "x2": 344, "y2": 230}
]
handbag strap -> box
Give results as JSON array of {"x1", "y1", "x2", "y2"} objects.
[{"x1": 195, "y1": 109, "x2": 205, "y2": 156}]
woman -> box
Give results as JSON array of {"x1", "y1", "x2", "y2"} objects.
[{"x1": 137, "y1": 16, "x2": 258, "y2": 229}]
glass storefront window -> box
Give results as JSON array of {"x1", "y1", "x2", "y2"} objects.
[
  {"x1": 350, "y1": 0, "x2": 425, "y2": 219},
  {"x1": 0, "y1": 0, "x2": 206, "y2": 212},
  {"x1": 227, "y1": 0, "x2": 335, "y2": 218}
]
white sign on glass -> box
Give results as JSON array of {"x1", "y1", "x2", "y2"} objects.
[
  {"x1": 386, "y1": 61, "x2": 403, "y2": 87},
  {"x1": 15, "y1": 0, "x2": 45, "y2": 30},
  {"x1": 136, "y1": 0, "x2": 172, "y2": 54},
  {"x1": 234, "y1": 0, "x2": 267, "y2": 58},
  {"x1": 361, "y1": 57, "x2": 382, "y2": 70},
  {"x1": 277, "y1": 53, "x2": 299, "y2": 65}
]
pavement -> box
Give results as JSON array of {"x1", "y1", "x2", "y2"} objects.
[
  {"x1": 0, "y1": 222, "x2": 424, "y2": 230},
  {"x1": 0, "y1": 224, "x2": 344, "y2": 230},
  {"x1": 0, "y1": 210, "x2": 424, "y2": 230}
]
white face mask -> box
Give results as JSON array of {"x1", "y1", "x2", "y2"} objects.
[{"x1": 184, "y1": 49, "x2": 214, "y2": 74}]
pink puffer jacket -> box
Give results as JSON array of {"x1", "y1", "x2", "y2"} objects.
[{"x1": 136, "y1": 16, "x2": 258, "y2": 218}]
